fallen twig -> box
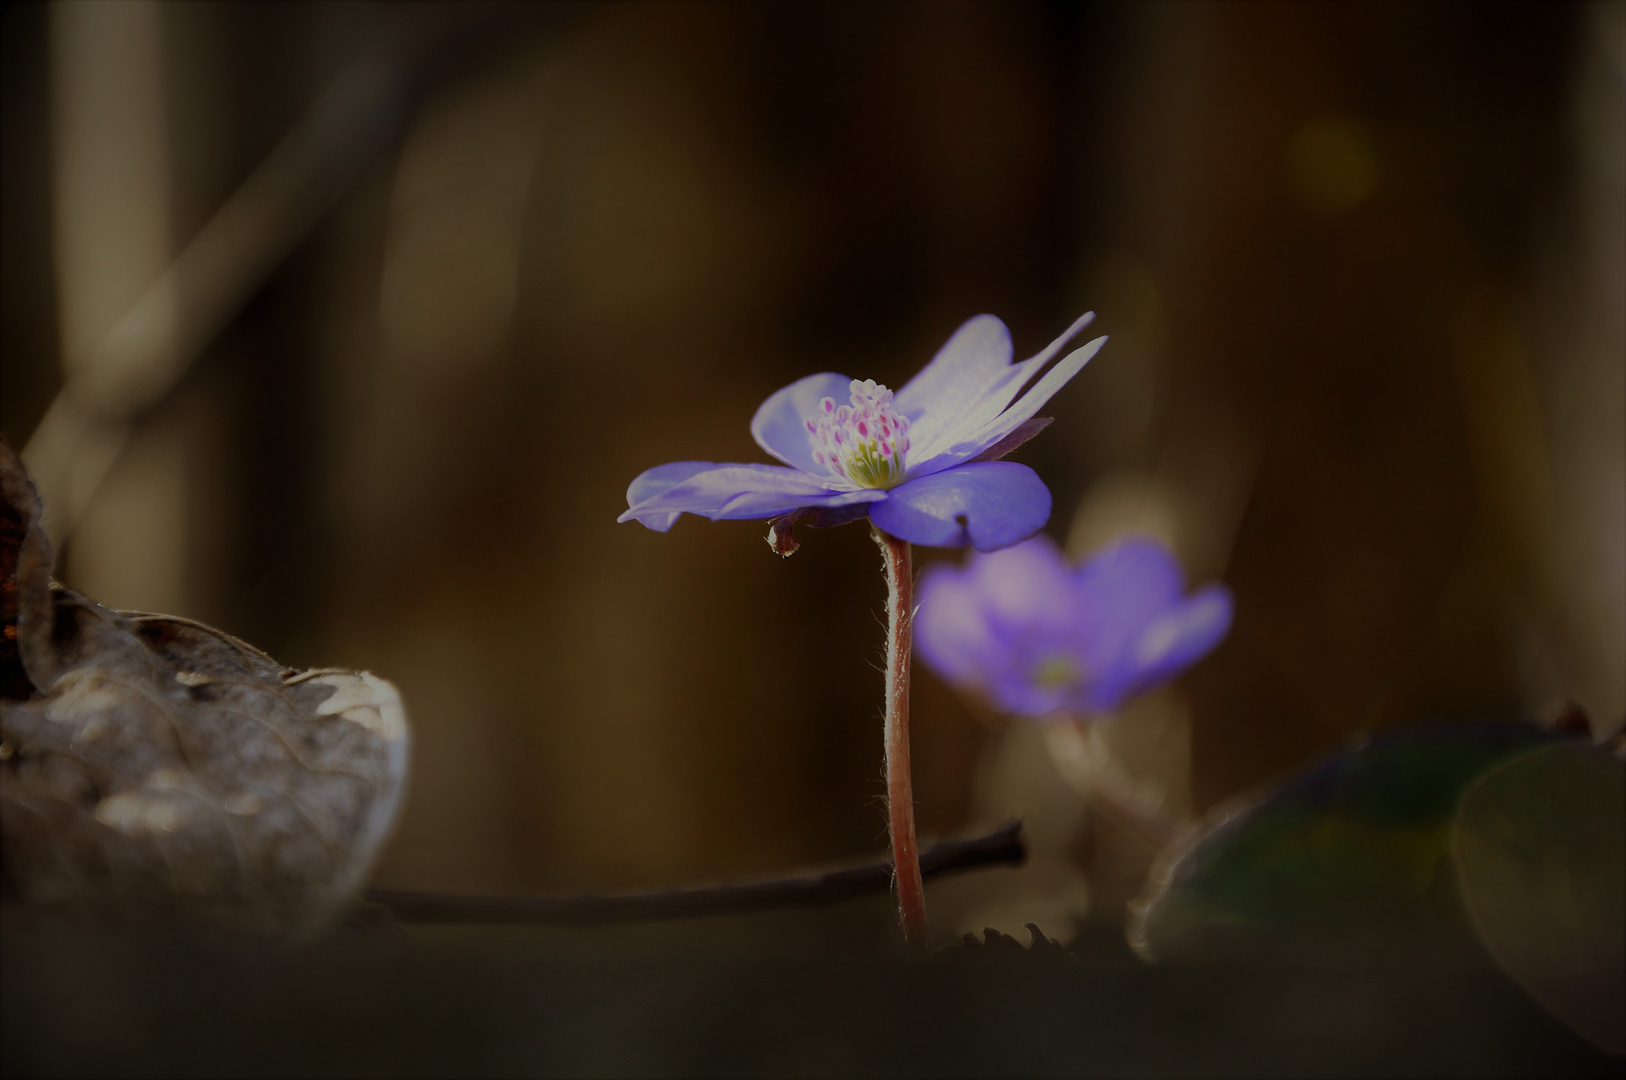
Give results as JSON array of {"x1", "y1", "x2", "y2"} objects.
[{"x1": 367, "y1": 821, "x2": 1025, "y2": 926}]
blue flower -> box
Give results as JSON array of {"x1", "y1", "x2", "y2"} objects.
[
  {"x1": 618, "y1": 314, "x2": 1106, "y2": 550},
  {"x1": 915, "y1": 534, "x2": 1232, "y2": 717}
]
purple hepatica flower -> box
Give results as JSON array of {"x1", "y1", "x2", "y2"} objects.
[
  {"x1": 618, "y1": 313, "x2": 1107, "y2": 551},
  {"x1": 915, "y1": 534, "x2": 1232, "y2": 718}
]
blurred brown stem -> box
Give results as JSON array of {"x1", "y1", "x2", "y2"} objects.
[
  {"x1": 366, "y1": 821, "x2": 1023, "y2": 926},
  {"x1": 874, "y1": 526, "x2": 930, "y2": 952},
  {"x1": 22, "y1": 5, "x2": 569, "y2": 544},
  {"x1": 1083, "y1": 778, "x2": 1185, "y2": 851},
  {"x1": 1046, "y1": 720, "x2": 1189, "y2": 851}
]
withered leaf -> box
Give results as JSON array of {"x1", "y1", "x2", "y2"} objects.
[{"x1": 1, "y1": 440, "x2": 409, "y2": 934}]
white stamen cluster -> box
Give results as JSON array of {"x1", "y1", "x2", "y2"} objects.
[{"x1": 805, "y1": 379, "x2": 911, "y2": 489}]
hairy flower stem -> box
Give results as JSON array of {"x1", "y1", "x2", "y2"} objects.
[{"x1": 874, "y1": 526, "x2": 929, "y2": 952}]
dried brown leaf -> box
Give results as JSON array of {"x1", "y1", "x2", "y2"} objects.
[{"x1": 1, "y1": 440, "x2": 409, "y2": 933}]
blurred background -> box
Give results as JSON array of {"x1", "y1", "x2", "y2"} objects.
[{"x1": 2, "y1": 0, "x2": 1621, "y2": 940}]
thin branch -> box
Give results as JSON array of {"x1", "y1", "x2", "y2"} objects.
[
  {"x1": 366, "y1": 821, "x2": 1024, "y2": 926},
  {"x1": 23, "y1": 5, "x2": 573, "y2": 543}
]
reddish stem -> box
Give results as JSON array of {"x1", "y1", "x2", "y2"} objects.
[{"x1": 874, "y1": 527, "x2": 929, "y2": 952}]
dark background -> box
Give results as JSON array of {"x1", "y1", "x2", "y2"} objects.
[{"x1": 2, "y1": 0, "x2": 1621, "y2": 939}]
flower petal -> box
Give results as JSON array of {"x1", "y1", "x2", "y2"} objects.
[
  {"x1": 915, "y1": 563, "x2": 1013, "y2": 687},
  {"x1": 894, "y1": 315, "x2": 1013, "y2": 453},
  {"x1": 869, "y1": 461, "x2": 1051, "y2": 551},
  {"x1": 967, "y1": 334, "x2": 1108, "y2": 449},
  {"x1": 967, "y1": 417, "x2": 1053, "y2": 464},
  {"x1": 619, "y1": 462, "x2": 882, "y2": 529},
  {"x1": 967, "y1": 534, "x2": 1076, "y2": 636},
  {"x1": 750, "y1": 372, "x2": 854, "y2": 477},
  {"x1": 988, "y1": 674, "x2": 1074, "y2": 719},
  {"x1": 911, "y1": 332, "x2": 1107, "y2": 477},
  {"x1": 1072, "y1": 537, "x2": 1186, "y2": 625},
  {"x1": 1134, "y1": 586, "x2": 1233, "y2": 682},
  {"x1": 904, "y1": 312, "x2": 1092, "y2": 465},
  {"x1": 906, "y1": 312, "x2": 1095, "y2": 465},
  {"x1": 620, "y1": 461, "x2": 720, "y2": 531},
  {"x1": 1083, "y1": 585, "x2": 1233, "y2": 711},
  {"x1": 1068, "y1": 538, "x2": 1226, "y2": 711}
]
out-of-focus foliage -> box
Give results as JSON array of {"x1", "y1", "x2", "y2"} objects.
[
  {"x1": 1130, "y1": 724, "x2": 1569, "y2": 960},
  {"x1": 1132, "y1": 720, "x2": 1626, "y2": 1054},
  {"x1": 1453, "y1": 743, "x2": 1626, "y2": 1054}
]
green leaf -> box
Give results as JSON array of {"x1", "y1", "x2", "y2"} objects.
[
  {"x1": 1130, "y1": 724, "x2": 1569, "y2": 962},
  {"x1": 1453, "y1": 743, "x2": 1625, "y2": 1055}
]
